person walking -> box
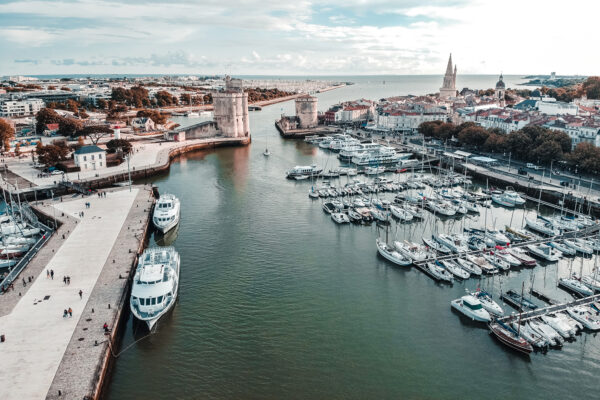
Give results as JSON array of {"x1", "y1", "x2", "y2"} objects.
[
  {"x1": 68, "y1": 307, "x2": 72, "y2": 317},
  {"x1": 50, "y1": 269, "x2": 54, "y2": 280},
  {"x1": 63, "y1": 276, "x2": 67, "y2": 285},
  {"x1": 46, "y1": 270, "x2": 50, "y2": 279},
  {"x1": 63, "y1": 309, "x2": 68, "y2": 318},
  {"x1": 67, "y1": 276, "x2": 70, "y2": 285},
  {"x1": 79, "y1": 289, "x2": 83, "y2": 299}
]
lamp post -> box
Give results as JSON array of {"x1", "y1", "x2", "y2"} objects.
[
  {"x1": 508, "y1": 152, "x2": 511, "y2": 172},
  {"x1": 126, "y1": 154, "x2": 132, "y2": 192},
  {"x1": 549, "y1": 159, "x2": 554, "y2": 185}
]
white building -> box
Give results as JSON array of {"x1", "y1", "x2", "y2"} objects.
[
  {"x1": 0, "y1": 98, "x2": 45, "y2": 117},
  {"x1": 376, "y1": 111, "x2": 447, "y2": 132},
  {"x1": 537, "y1": 100, "x2": 578, "y2": 116},
  {"x1": 74, "y1": 145, "x2": 107, "y2": 171}
]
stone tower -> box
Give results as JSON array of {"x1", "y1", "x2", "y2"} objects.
[
  {"x1": 439, "y1": 54, "x2": 458, "y2": 99},
  {"x1": 213, "y1": 75, "x2": 250, "y2": 138},
  {"x1": 295, "y1": 94, "x2": 318, "y2": 129},
  {"x1": 495, "y1": 73, "x2": 506, "y2": 107}
]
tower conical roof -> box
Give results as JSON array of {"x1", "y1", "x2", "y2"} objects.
[{"x1": 445, "y1": 54, "x2": 453, "y2": 76}]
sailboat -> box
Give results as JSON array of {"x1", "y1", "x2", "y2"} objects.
[{"x1": 263, "y1": 138, "x2": 270, "y2": 157}]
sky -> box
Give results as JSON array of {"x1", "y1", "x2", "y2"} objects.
[{"x1": 1, "y1": 0, "x2": 598, "y2": 76}]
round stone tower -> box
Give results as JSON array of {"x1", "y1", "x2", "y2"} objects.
[{"x1": 295, "y1": 95, "x2": 318, "y2": 129}]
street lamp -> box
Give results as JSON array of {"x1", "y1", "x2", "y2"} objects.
[{"x1": 508, "y1": 152, "x2": 512, "y2": 172}]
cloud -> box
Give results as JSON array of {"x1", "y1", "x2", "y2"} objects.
[
  {"x1": 14, "y1": 59, "x2": 41, "y2": 65},
  {"x1": 111, "y1": 51, "x2": 215, "y2": 68}
]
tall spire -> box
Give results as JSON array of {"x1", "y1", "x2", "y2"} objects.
[{"x1": 445, "y1": 54, "x2": 454, "y2": 76}]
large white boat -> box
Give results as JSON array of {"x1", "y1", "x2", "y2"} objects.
[
  {"x1": 567, "y1": 306, "x2": 600, "y2": 330},
  {"x1": 471, "y1": 290, "x2": 503, "y2": 317},
  {"x1": 528, "y1": 319, "x2": 564, "y2": 347},
  {"x1": 502, "y1": 189, "x2": 526, "y2": 206},
  {"x1": 434, "y1": 234, "x2": 468, "y2": 253},
  {"x1": 286, "y1": 165, "x2": 323, "y2": 179},
  {"x1": 130, "y1": 247, "x2": 180, "y2": 330},
  {"x1": 428, "y1": 200, "x2": 456, "y2": 216},
  {"x1": 153, "y1": 194, "x2": 181, "y2": 234},
  {"x1": 559, "y1": 277, "x2": 594, "y2": 297},
  {"x1": 491, "y1": 193, "x2": 515, "y2": 208},
  {"x1": 526, "y1": 243, "x2": 561, "y2": 262},
  {"x1": 548, "y1": 241, "x2": 576, "y2": 256},
  {"x1": 394, "y1": 240, "x2": 433, "y2": 262},
  {"x1": 564, "y1": 239, "x2": 593, "y2": 255},
  {"x1": 451, "y1": 295, "x2": 491, "y2": 322},
  {"x1": 439, "y1": 260, "x2": 470, "y2": 279},
  {"x1": 525, "y1": 217, "x2": 560, "y2": 236},
  {"x1": 466, "y1": 254, "x2": 498, "y2": 274},
  {"x1": 351, "y1": 147, "x2": 405, "y2": 166},
  {"x1": 456, "y1": 258, "x2": 482, "y2": 276}
]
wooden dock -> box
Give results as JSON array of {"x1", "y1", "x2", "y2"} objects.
[{"x1": 498, "y1": 294, "x2": 600, "y2": 323}]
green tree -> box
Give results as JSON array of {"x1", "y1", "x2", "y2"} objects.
[
  {"x1": 77, "y1": 125, "x2": 114, "y2": 144},
  {"x1": 505, "y1": 130, "x2": 533, "y2": 159},
  {"x1": 418, "y1": 120, "x2": 443, "y2": 137},
  {"x1": 530, "y1": 140, "x2": 563, "y2": 165},
  {"x1": 457, "y1": 126, "x2": 489, "y2": 147},
  {"x1": 106, "y1": 138, "x2": 132, "y2": 154}
]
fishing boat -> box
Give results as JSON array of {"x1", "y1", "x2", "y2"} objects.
[
  {"x1": 438, "y1": 260, "x2": 470, "y2": 279},
  {"x1": 331, "y1": 212, "x2": 350, "y2": 224},
  {"x1": 501, "y1": 289, "x2": 538, "y2": 311},
  {"x1": 456, "y1": 257, "x2": 482, "y2": 276},
  {"x1": 451, "y1": 295, "x2": 491, "y2": 322},
  {"x1": 508, "y1": 247, "x2": 537, "y2": 267},
  {"x1": 548, "y1": 241, "x2": 576, "y2": 256},
  {"x1": 489, "y1": 320, "x2": 533, "y2": 354},
  {"x1": 153, "y1": 194, "x2": 181, "y2": 234},
  {"x1": 471, "y1": 289, "x2": 504, "y2": 317},
  {"x1": 130, "y1": 247, "x2": 180, "y2": 330},
  {"x1": 376, "y1": 238, "x2": 412, "y2": 266},
  {"x1": 424, "y1": 262, "x2": 454, "y2": 282},
  {"x1": 526, "y1": 243, "x2": 561, "y2": 262},
  {"x1": 567, "y1": 306, "x2": 600, "y2": 330}
]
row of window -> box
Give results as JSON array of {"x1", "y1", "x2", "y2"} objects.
[
  {"x1": 79, "y1": 153, "x2": 102, "y2": 162},
  {"x1": 155, "y1": 215, "x2": 175, "y2": 222},
  {"x1": 133, "y1": 295, "x2": 164, "y2": 305}
]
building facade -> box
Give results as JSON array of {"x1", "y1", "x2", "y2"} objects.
[
  {"x1": 0, "y1": 98, "x2": 44, "y2": 117},
  {"x1": 212, "y1": 76, "x2": 250, "y2": 138},
  {"x1": 74, "y1": 145, "x2": 107, "y2": 171},
  {"x1": 295, "y1": 95, "x2": 318, "y2": 128}
]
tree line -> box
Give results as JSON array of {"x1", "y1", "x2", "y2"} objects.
[{"x1": 418, "y1": 120, "x2": 600, "y2": 174}]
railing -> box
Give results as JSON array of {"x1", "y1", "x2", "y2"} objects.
[{"x1": 0, "y1": 228, "x2": 53, "y2": 293}]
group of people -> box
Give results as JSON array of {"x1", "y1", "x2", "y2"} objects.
[
  {"x1": 63, "y1": 307, "x2": 73, "y2": 318},
  {"x1": 63, "y1": 275, "x2": 72, "y2": 285},
  {"x1": 46, "y1": 269, "x2": 55, "y2": 279}
]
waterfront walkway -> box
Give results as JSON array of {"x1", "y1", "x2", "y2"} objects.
[{"x1": 0, "y1": 188, "x2": 140, "y2": 400}]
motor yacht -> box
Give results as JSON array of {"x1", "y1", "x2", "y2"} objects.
[
  {"x1": 451, "y1": 295, "x2": 491, "y2": 322},
  {"x1": 394, "y1": 241, "x2": 433, "y2": 263},
  {"x1": 152, "y1": 194, "x2": 181, "y2": 234},
  {"x1": 507, "y1": 247, "x2": 537, "y2": 267},
  {"x1": 528, "y1": 319, "x2": 564, "y2": 347},
  {"x1": 286, "y1": 164, "x2": 323, "y2": 179},
  {"x1": 502, "y1": 189, "x2": 526, "y2": 206},
  {"x1": 525, "y1": 217, "x2": 561, "y2": 236},
  {"x1": 526, "y1": 244, "x2": 561, "y2": 262},
  {"x1": 331, "y1": 212, "x2": 350, "y2": 224},
  {"x1": 130, "y1": 247, "x2": 180, "y2": 330},
  {"x1": 491, "y1": 193, "x2": 515, "y2": 208},
  {"x1": 376, "y1": 238, "x2": 412, "y2": 266},
  {"x1": 541, "y1": 314, "x2": 575, "y2": 339},
  {"x1": 567, "y1": 306, "x2": 600, "y2": 330}
]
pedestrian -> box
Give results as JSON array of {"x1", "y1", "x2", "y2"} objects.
[
  {"x1": 68, "y1": 307, "x2": 72, "y2": 317},
  {"x1": 103, "y1": 322, "x2": 109, "y2": 333},
  {"x1": 46, "y1": 270, "x2": 50, "y2": 279},
  {"x1": 63, "y1": 309, "x2": 68, "y2": 318},
  {"x1": 67, "y1": 276, "x2": 70, "y2": 285},
  {"x1": 22, "y1": 278, "x2": 26, "y2": 287},
  {"x1": 63, "y1": 276, "x2": 67, "y2": 285},
  {"x1": 79, "y1": 289, "x2": 83, "y2": 299},
  {"x1": 50, "y1": 270, "x2": 54, "y2": 280}
]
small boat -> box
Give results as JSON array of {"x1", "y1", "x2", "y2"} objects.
[
  {"x1": 263, "y1": 148, "x2": 270, "y2": 157},
  {"x1": 548, "y1": 241, "x2": 576, "y2": 256},
  {"x1": 451, "y1": 295, "x2": 491, "y2": 322},
  {"x1": 308, "y1": 188, "x2": 320, "y2": 199},
  {"x1": 489, "y1": 320, "x2": 533, "y2": 354},
  {"x1": 376, "y1": 238, "x2": 412, "y2": 266},
  {"x1": 322, "y1": 202, "x2": 336, "y2": 214},
  {"x1": 525, "y1": 218, "x2": 560, "y2": 236},
  {"x1": 581, "y1": 274, "x2": 600, "y2": 292},
  {"x1": 567, "y1": 306, "x2": 600, "y2": 330},
  {"x1": 526, "y1": 244, "x2": 561, "y2": 262},
  {"x1": 505, "y1": 226, "x2": 536, "y2": 241},
  {"x1": 471, "y1": 290, "x2": 503, "y2": 317},
  {"x1": 501, "y1": 289, "x2": 538, "y2": 311},
  {"x1": 433, "y1": 233, "x2": 468, "y2": 253},
  {"x1": 394, "y1": 241, "x2": 433, "y2": 263},
  {"x1": 424, "y1": 262, "x2": 454, "y2": 282},
  {"x1": 422, "y1": 237, "x2": 452, "y2": 255},
  {"x1": 558, "y1": 277, "x2": 594, "y2": 297},
  {"x1": 456, "y1": 257, "x2": 482, "y2": 276},
  {"x1": 528, "y1": 319, "x2": 564, "y2": 347},
  {"x1": 130, "y1": 247, "x2": 180, "y2": 330},
  {"x1": 0, "y1": 258, "x2": 18, "y2": 269},
  {"x1": 331, "y1": 212, "x2": 350, "y2": 224},
  {"x1": 355, "y1": 207, "x2": 373, "y2": 222},
  {"x1": 466, "y1": 254, "x2": 498, "y2": 274},
  {"x1": 508, "y1": 247, "x2": 537, "y2": 267},
  {"x1": 403, "y1": 204, "x2": 424, "y2": 219},
  {"x1": 491, "y1": 193, "x2": 515, "y2": 208},
  {"x1": 541, "y1": 314, "x2": 576, "y2": 338},
  {"x1": 483, "y1": 253, "x2": 510, "y2": 271},
  {"x1": 438, "y1": 260, "x2": 470, "y2": 279},
  {"x1": 370, "y1": 207, "x2": 390, "y2": 223},
  {"x1": 495, "y1": 248, "x2": 521, "y2": 267},
  {"x1": 563, "y1": 239, "x2": 593, "y2": 255},
  {"x1": 502, "y1": 189, "x2": 526, "y2": 206},
  {"x1": 347, "y1": 208, "x2": 363, "y2": 223},
  {"x1": 511, "y1": 321, "x2": 548, "y2": 348}
]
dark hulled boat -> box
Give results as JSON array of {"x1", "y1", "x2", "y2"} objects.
[{"x1": 489, "y1": 320, "x2": 533, "y2": 354}]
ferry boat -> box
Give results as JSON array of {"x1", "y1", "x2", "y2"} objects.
[
  {"x1": 153, "y1": 194, "x2": 181, "y2": 234},
  {"x1": 130, "y1": 247, "x2": 180, "y2": 330},
  {"x1": 338, "y1": 143, "x2": 380, "y2": 161},
  {"x1": 351, "y1": 148, "x2": 406, "y2": 167},
  {"x1": 286, "y1": 165, "x2": 323, "y2": 179}
]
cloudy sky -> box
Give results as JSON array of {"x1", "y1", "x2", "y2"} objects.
[{"x1": 1, "y1": 0, "x2": 597, "y2": 76}]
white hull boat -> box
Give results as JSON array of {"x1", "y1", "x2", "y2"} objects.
[
  {"x1": 439, "y1": 260, "x2": 470, "y2": 279},
  {"x1": 528, "y1": 319, "x2": 564, "y2": 347},
  {"x1": 526, "y1": 244, "x2": 561, "y2": 262},
  {"x1": 559, "y1": 277, "x2": 594, "y2": 297},
  {"x1": 548, "y1": 241, "x2": 576, "y2": 256},
  {"x1": 331, "y1": 212, "x2": 350, "y2": 224},
  {"x1": 153, "y1": 194, "x2": 181, "y2": 234},
  {"x1": 451, "y1": 295, "x2": 491, "y2": 322},
  {"x1": 424, "y1": 262, "x2": 454, "y2": 282},
  {"x1": 456, "y1": 258, "x2": 482, "y2": 276},
  {"x1": 567, "y1": 306, "x2": 600, "y2": 330},
  {"x1": 376, "y1": 238, "x2": 412, "y2": 266},
  {"x1": 471, "y1": 290, "x2": 504, "y2": 317}
]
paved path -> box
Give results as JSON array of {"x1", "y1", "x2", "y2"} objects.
[{"x1": 0, "y1": 188, "x2": 139, "y2": 400}]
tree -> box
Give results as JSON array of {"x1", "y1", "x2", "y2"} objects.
[
  {"x1": 0, "y1": 118, "x2": 15, "y2": 151},
  {"x1": 35, "y1": 108, "x2": 64, "y2": 134},
  {"x1": 36, "y1": 140, "x2": 70, "y2": 167},
  {"x1": 136, "y1": 109, "x2": 167, "y2": 125},
  {"x1": 418, "y1": 120, "x2": 444, "y2": 137},
  {"x1": 505, "y1": 130, "x2": 533, "y2": 159},
  {"x1": 482, "y1": 133, "x2": 507, "y2": 152},
  {"x1": 582, "y1": 76, "x2": 600, "y2": 99},
  {"x1": 155, "y1": 90, "x2": 177, "y2": 107},
  {"x1": 106, "y1": 139, "x2": 132, "y2": 154},
  {"x1": 566, "y1": 142, "x2": 600, "y2": 173},
  {"x1": 77, "y1": 125, "x2": 114, "y2": 144},
  {"x1": 181, "y1": 93, "x2": 191, "y2": 105},
  {"x1": 457, "y1": 126, "x2": 489, "y2": 147},
  {"x1": 97, "y1": 98, "x2": 107, "y2": 110},
  {"x1": 530, "y1": 140, "x2": 563, "y2": 165},
  {"x1": 58, "y1": 118, "x2": 82, "y2": 137},
  {"x1": 435, "y1": 123, "x2": 457, "y2": 141}
]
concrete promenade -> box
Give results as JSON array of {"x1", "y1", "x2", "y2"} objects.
[{"x1": 0, "y1": 186, "x2": 150, "y2": 400}]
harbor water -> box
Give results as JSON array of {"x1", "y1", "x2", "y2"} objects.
[{"x1": 106, "y1": 76, "x2": 600, "y2": 400}]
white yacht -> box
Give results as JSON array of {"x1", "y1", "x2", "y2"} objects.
[
  {"x1": 351, "y1": 147, "x2": 404, "y2": 167},
  {"x1": 390, "y1": 205, "x2": 413, "y2": 222},
  {"x1": 439, "y1": 260, "x2": 470, "y2": 279},
  {"x1": 466, "y1": 254, "x2": 498, "y2": 274},
  {"x1": 451, "y1": 295, "x2": 491, "y2": 322},
  {"x1": 502, "y1": 189, "x2": 526, "y2": 206},
  {"x1": 528, "y1": 319, "x2": 564, "y2": 347},
  {"x1": 153, "y1": 194, "x2": 181, "y2": 233},
  {"x1": 510, "y1": 321, "x2": 548, "y2": 348},
  {"x1": 434, "y1": 234, "x2": 468, "y2": 253},
  {"x1": 581, "y1": 274, "x2": 600, "y2": 292},
  {"x1": 286, "y1": 165, "x2": 323, "y2": 179},
  {"x1": 456, "y1": 258, "x2": 482, "y2": 276},
  {"x1": 130, "y1": 247, "x2": 180, "y2": 330},
  {"x1": 483, "y1": 253, "x2": 510, "y2": 271},
  {"x1": 424, "y1": 262, "x2": 454, "y2": 282},
  {"x1": 394, "y1": 241, "x2": 433, "y2": 262},
  {"x1": 526, "y1": 243, "x2": 561, "y2": 262},
  {"x1": 559, "y1": 277, "x2": 594, "y2": 297},
  {"x1": 567, "y1": 306, "x2": 600, "y2": 330},
  {"x1": 491, "y1": 193, "x2": 515, "y2": 208},
  {"x1": 541, "y1": 314, "x2": 576, "y2": 339},
  {"x1": 525, "y1": 217, "x2": 560, "y2": 236},
  {"x1": 548, "y1": 241, "x2": 576, "y2": 256},
  {"x1": 428, "y1": 200, "x2": 456, "y2": 216},
  {"x1": 564, "y1": 239, "x2": 593, "y2": 255},
  {"x1": 471, "y1": 290, "x2": 504, "y2": 317},
  {"x1": 331, "y1": 212, "x2": 350, "y2": 224},
  {"x1": 376, "y1": 238, "x2": 412, "y2": 266}
]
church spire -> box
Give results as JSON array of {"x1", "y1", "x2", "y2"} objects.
[{"x1": 445, "y1": 54, "x2": 454, "y2": 76}]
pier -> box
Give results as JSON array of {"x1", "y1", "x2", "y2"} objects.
[
  {"x1": 0, "y1": 185, "x2": 154, "y2": 400},
  {"x1": 498, "y1": 294, "x2": 600, "y2": 323}
]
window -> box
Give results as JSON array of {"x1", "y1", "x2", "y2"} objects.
[
  {"x1": 83, "y1": 155, "x2": 87, "y2": 161},
  {"x1": 140, "y1": 298, "x2": 145, "y2": 305},
  {"x1": 84, "y1": 164, "x2": 88, "y2": 169},
  {"x1": 91, "y1": 155, "x2": 95, "y2": 160},
  {"x1": 100, "y1": 162, "x2": 102, "y2": 167},
  {"x1": 151, "y1": 297, "x2": 156, "y2": 305},
  {"x1": 157, "y1": 295, "x2": 163, "y2": 303},
  {"x1": 99, "y1": 154, "x2": 102, "y2": 159}
]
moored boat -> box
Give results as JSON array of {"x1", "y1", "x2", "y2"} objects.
[
  {"x1": 489, "y1": 320, "x2": 533, "y2": 354},
  {"x1": 451, "y1": 295, "x2": 491, "y2": 322}
]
